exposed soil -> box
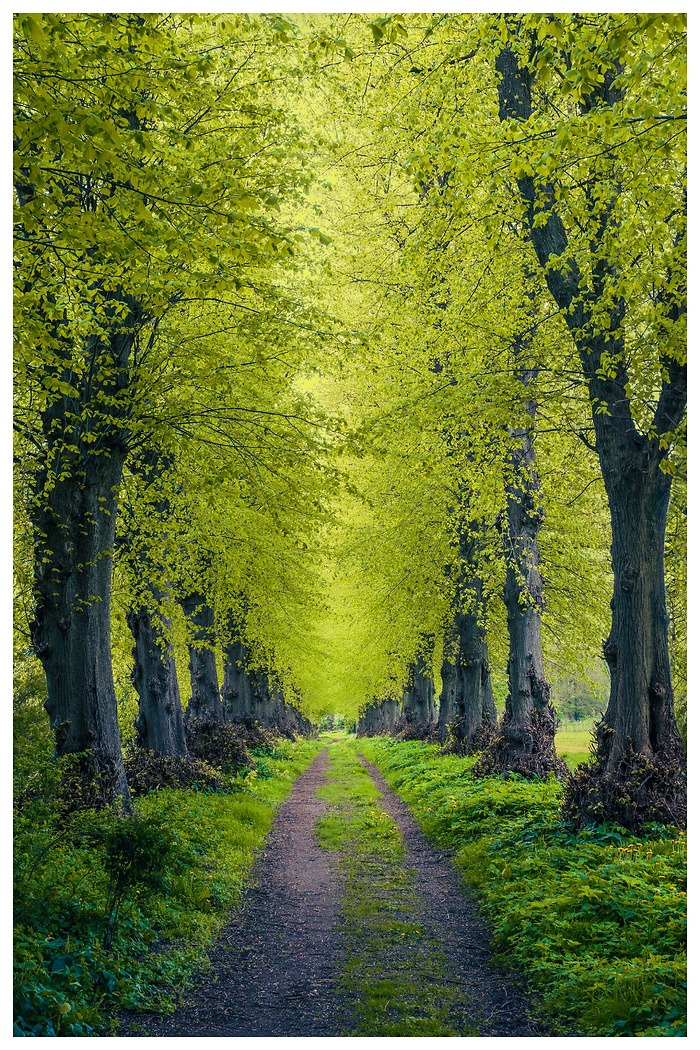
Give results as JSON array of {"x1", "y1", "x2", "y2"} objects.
[
  {"x1": 126, "y1": 748, "x2": 350, "y2": 1036},
  {"x1": 357, "y1": 752, "x2": 547, "y2": 1036},
  {"x1": 125, "y1": 744, "x2": 547, "y2": 1037}
]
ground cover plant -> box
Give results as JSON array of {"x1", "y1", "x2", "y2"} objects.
[
  {"x1": 14, "y1": 737, "x2": 321, "y2": 1036},
  {"x1": 316, "y1": 740, "x2": 478, "y2": 1035},
  {"x1": 358, "y1": 738, "x2": 686, "y2": 1037}
]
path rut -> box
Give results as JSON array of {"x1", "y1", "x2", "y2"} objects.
[{"x1": 357, "y1": 752, "x2": 546, "y2": 1036}]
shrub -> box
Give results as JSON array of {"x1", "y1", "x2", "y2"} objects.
[
  {"x1": 185, "y1": 718, "x2": 254, "y2": 773},
  {"x1": 123, "y1": 748, "x2": 223, "y2": 797}
]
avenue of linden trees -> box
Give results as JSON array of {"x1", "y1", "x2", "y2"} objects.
[{"x1": 13, "y1": 12, "x2": 686, "y2": 1039}]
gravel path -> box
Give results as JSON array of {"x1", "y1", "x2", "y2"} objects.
[
  {"x1": 357, "y1": 752, "x2": 546, "y2": 1037},
  {"x1": 129, "y1": 748, "x2": 350, "y2": 1037}
]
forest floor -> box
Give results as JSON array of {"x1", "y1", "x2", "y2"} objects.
[{"x1": 127, "y1": 739, "x2": 544, "y2": 1037}]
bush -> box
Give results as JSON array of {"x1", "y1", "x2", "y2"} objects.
[
  {"x1": 185, "y1": 718, "x2": 254, "y2": 773},
  {"x1": 123, "y1": 748, "x2": 223, "y2": 797}
]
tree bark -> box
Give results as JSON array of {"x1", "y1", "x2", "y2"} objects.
[
  {"x1": 358, "y1": 698, "x2": 400, "y2": 737},
  {"x1": 400, "y1": 657, "x2": 437, "y2": 731},
  {"x1": 127, "y1": 588, "x2": 187, "y2": 757},
  {"x1": 181, "y1": 594, "x2": 223, "y2": 722},
  {"x1": 439, "y1": 598, "x2": 496, "y2": 750},
  {"x1": 438, "y1": 526, "x2": 496, "y2": 751},
  {"x1": 221, "y1": 637, "x2": 254, "y2": 722},
  {"x1": 496, "y1": 43, "x2": 686, "y2": 825},
  {"x1": 30, "y1": 447, "x2": 133, "y2": 810}
]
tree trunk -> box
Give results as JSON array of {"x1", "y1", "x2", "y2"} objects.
[
  {"x1": 181, "y1": 594, "x2": 223, "y2": 722},
  {"x1": 400, "y1": 658, "x2": 437, "y2": 734},
  {"x1": 30, "y1": 448, "x2": 133, "y2": 812},
  {"x1": 127, "y1": 588, "x2": 187, "y2": 757},
  {"x1": 358, "y1": 698, "x2": 399, "y2": 737},
  {"x1": 473, "y1": 417, "x2": 560, "y2": 778},
  {"x1": 382, "y1": 698, "x2": 401, "y2": 734},
  {"x1": 221, "y1": 638, "x2": 254, "y2": 722},
  {"x1": 438, "y1": 524, "x2": 497, "y2": 753},
  {"x1": 439, "y1": 590, "x2": 496, "y2": 752},
  {"x1": 564, "y1": 432, "x2": 686, "y2": 828}
]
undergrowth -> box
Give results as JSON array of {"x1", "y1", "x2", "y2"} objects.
[
  {"x1": 316, "y1": 740, "x2": 478, "y2": 1036},
  {"x1": 358, "y1": 738, "x2": 686, "y2": 1038},
  {"x1": 14, "y1": 734, "x2": 321, "y2": 1036}
]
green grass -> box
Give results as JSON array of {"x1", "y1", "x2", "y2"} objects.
[
  {"x1": 316, "y1": 740, "x2": 479, "y2": 1036},
  {"x1": 358, "y1": 737, "x2": 686, "y2": 1038},
  {"x1": 555, "y1": 726, "x2": 594, "y2": 770},
  {"x1": 14, "y1": 737, "x2": 322, "y2": 1036}
]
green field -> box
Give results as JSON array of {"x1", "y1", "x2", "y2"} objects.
[{"x1": 555, "y1": 724, "x2": 595, "y2": 770}]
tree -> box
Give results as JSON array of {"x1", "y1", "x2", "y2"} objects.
[{"x1": 489, "y1": 14, "x2": 686, "y2": 826}]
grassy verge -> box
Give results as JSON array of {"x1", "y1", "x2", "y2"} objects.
[
  {"x1": 14, "y1": 737, "x2": 322, "y2": 1036},
  {"x1": 315, "y1": 740, "x2": 478, "y2": 1036},
  {"x1": 358, "y1": 737, "x2": 686, "y2": 1037}
]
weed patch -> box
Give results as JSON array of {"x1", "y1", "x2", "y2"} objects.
[{"x1": 358, "y1": 738, "x2": 686, "y2": 1037}]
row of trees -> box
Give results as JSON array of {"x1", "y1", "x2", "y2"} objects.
[
  {"x1": 14, "y1": 13, "x2": 335, "y2": 808},
  {"x1": 311, "y1": 12, "x2": 686, "y2": 828},
  {"x1": 14, "y1": 13, "x2": 686, "y2": 829}
]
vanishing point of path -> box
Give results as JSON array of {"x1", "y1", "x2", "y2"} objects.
[{"x1": 130, "y1": 744, "x2": 544, "y2": 1037}]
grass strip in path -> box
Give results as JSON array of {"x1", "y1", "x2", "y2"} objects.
[{"x1": 316, "y1": 740, "x2": 540, "y2": 1036}]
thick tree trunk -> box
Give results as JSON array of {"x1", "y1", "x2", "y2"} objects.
[
  {"x1": 358, "y1": 698, "x2": 400, "y2": 737},
  {"x1": 437, "y1": 654, "x2": 459, "y2": 734},
  {"x1": 30, "y1": 449, "x2": 132, "y2": 811},
  {"x1": 221, "y1": 638, "x2": 254, "y2": 722},
  {"x1": 564, "y1": 435, "x2": 686, "y2": 828},
  {"x1": 127, "y1": 589, "x2": 187, "y2": 757},
  {"x1": 438, "y1": 526, "x2": 496, "y2": 751},
  {"x1": 181, "y1": 594, "x2": 223, "y2": 722},
  {"x1": 399, "y1": 658, "x2": 437, "y2": 736},
  {"x1": 382, "y1": 698, "x2": 401, "y2": 734},
  {"x1": 439, "y1": 592, "x2": 496, "y2": 752}
]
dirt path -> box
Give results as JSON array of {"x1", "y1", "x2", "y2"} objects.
[
  {"x1": 130, "y1": 747, "x2": 350, "y2": 1037},
  {"x1": 128, "y1": 742, "x2": 545, "y2": 1037},
  {"x1": 357, "y1": 752, "x2": 546, "y2": 1036}
]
